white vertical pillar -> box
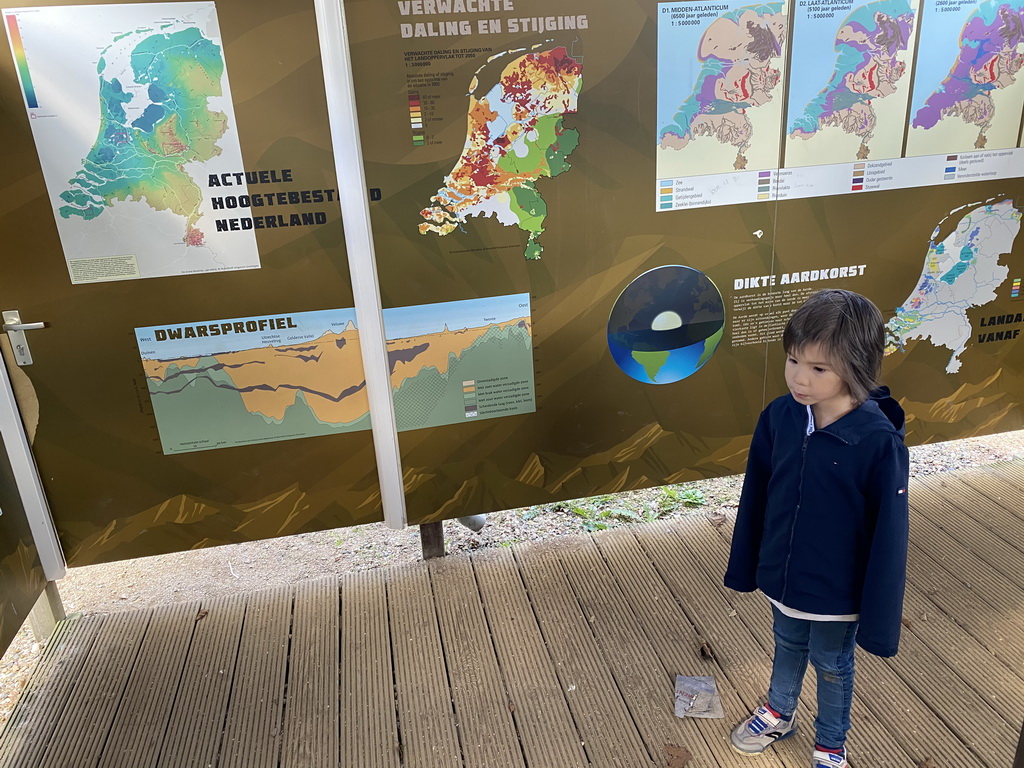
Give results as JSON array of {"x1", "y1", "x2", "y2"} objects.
[
  {"x1": 0, "y1": 357, "x2": 65, "y2": 580},
  {"x1": 313, "y1": 0, "x2": 407, "y2": 529}
]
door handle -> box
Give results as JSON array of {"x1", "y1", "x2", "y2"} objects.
[
  {"x1": 2, "y1": 310, "x2": 47, "y2": 366},
  {"x1": 2, "y1": 321, "x2": 46, "y2": 332}
]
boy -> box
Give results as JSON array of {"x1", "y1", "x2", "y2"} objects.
[{"x1": 724, "y1": 289, "x2": 910, "y2": 768}]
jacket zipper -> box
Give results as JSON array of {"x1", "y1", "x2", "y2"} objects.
[
  {"x1": 781, "y1": 430, "x2": 811, "y2": 603},
  {"x1": 781, "y1": 427, "x2": 850, "y2": 604}
]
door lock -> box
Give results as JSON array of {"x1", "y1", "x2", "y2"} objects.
[{"x1": 2, "y1": 310, "x2": 46, "y2": 366}]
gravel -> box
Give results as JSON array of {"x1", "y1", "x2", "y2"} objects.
[{"x1": 3, "y1": 429, "x2": 1024, "y2": 726}]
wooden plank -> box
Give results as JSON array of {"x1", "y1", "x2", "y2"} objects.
[
  {"x1": 980, "y1": 460, "x2": 1024, "y2": 512},
  {"x1": 906, "y1": 530, "x2": 1024, "y2": 674},
  {"x1": 674, "y1": 514, "x2": 955, "y2": 768},
  {"x1": 471, "y1": 547, "x2": 588, "y2": 768},
  {"x1": 281, "y1": 579, "x2": 340, "y2": 768},
  {"x1": 593, "y1": 527, "x2": 786, "y2": 768},
  {"x1": 962, "y1": 466, "x2": 1024, "y2": 523},
  {"x1": 631, "y1": 521, "x2": 811, "y2": 768},
  {"x1": 916, "y1": 474, "x2": 1024, "y2": 559},
  {"x1": 386, "y1": 563, "x2": 461, "y2": 768},
  {"x1": 9, "y1": 461, "x2": 1024, "y2": 768},
  {"x1": 913, "y1": 474, "x2": 1024, "y2": 591},
  {"x1": 0, "y1": 615, "x2": 104, "y2": 768},
  {"x1": 219, "y1": 587, "x2": 292, "y2": 768},
  {"x1": 98, "y1": 601, "x2": 200, "y2": 768},
  {"x1": 560, "y1": 532, "x2": 743, "y2": 768},
  {"x1": 428, "y1": 555, "x2": 524, "y2": 768},
  {"x1": 882, "y1": 602, "x2": 1018, "y2": 766},
  {"x1": 901, "y1": 579, "x2": 1024, "y2": 727},
  {"x1": 513, "y1": 539, "x2": 655, "y2": 767},
  {"x1": 40, "y1": 609, "x2": 152, "y2": 768},
  {"x1": 908, "y1": 492, "x2": 1024, "y2": 659},
  {"x1": 341, "y1": 570, "x2": 400, "y2": 768},
  {"x1": 695, "y1": 515, "x2": 987, "y2": 768},
  {"x1": 156, "y1": 594, "x2": 248, "y2": 768}
]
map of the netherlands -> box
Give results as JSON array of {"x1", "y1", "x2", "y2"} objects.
[
  {"x1": 906, "y1": 0, "x2": 1024, "y2": 157},
  {"x1": 3, "y1": 3, "x2": 259, "y2": 283},
  {"x1": 657, "y1": 0, "x2": 788, "y2": 177},
  {"x1": 885, "y1": 198, "x2": 1022, "y2": 373},
  {"x1": 785, "y1": 0, "x2": 917, "y2": 167},
  {"x1": 418, "y1": 47, "x2": 582, "y2": 261}
]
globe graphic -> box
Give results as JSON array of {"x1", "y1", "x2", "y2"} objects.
[{"x1": 607, "y1": 265, "x2": 725, "y2": 384}]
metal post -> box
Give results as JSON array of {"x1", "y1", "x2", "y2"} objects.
[
  {"x1": 27, "y1": 581, "x2": 65, "y2": 643},
  {"x1": 313, "y1": 0, "x2": 407, "y2": 531},
  {"x1": 419, "y1": 522, "x2": 445, "y2": 560}
]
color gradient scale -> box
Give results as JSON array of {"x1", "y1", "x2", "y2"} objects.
[
  {"x1": 6, "y1": 14, "x2": 38, "y2": 109},
  {"x1": 409, "y1": 91, "x2": 424, "y2": 146}
]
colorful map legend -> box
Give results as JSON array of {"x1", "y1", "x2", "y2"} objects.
[
  {"x1": 408, "y1": 91, "x2": 424, "y2": 145},
  {"x1": 463, "y1": 380, "x2": 478, "y2": 418},
  {"x1": 4, "y1": 14, "x2": 37, "y2": 108},
  {"x1": 944, "y1": 155, "x2": 958, "y2": 180},
  {"x1": 656, "y1": 168, "x2": 787, "y2": 210},
  {"x1": 1012, "y1": 278, "x2": 1021, "y2": 299},
  {"x1": 852, "y1": 163, "x2": 865, "y2": 192},
  {"x1": 659, "y1": 182, "x2": 673, "y2": 210},
  {"x1": 657, "y1": 147, "x2": 1024, "y2": 210}
]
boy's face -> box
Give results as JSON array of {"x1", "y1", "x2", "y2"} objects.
[{"x1": 784, "y1": 342, "x2": 851, "y2": 412}]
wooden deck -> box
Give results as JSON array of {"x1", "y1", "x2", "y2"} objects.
[{"x1": 2, "y1": 462, "x2": 1024, "y2": 767}]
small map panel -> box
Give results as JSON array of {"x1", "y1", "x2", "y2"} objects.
[
  {"x1": 785, "y1": 0, "x2": 918, "y2": 166},
  {"x1": 657, "y1": 0, "x2": 789, "y2": 178},
  {"x1": 417, "y1": 47, "x2": 582, "y2": 261},
  {"x1": 906, "y1": 0, "x2": 1024, "y2": 156},
  {"x1": 385, "y1": 293, "x2": 536, "y2": 431},
  {"x1": 137, "y1": 309, "x2": 370, "y2": 454},
  {"x1": 886, "y1": 197, "x2": 1023, "y2": 372},
  {"x1": 3, "y1": 2, "x2": 259, "y2": 282}
]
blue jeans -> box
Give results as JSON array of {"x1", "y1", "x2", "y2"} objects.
[{"x1": 767, "y1": 605, "x2": 858, "y2": 750}]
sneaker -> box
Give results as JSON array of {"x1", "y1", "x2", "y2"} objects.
[
  {"x1": 812, "y1": 746, "x2": 849, "y2": 767},
  {"x1": 729, "y1": 703, "x2": 798, "y2": 754}
]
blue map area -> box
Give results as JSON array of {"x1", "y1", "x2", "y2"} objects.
[
  {"x1": 658, "y1": 1, "x2": 784, "y2": 143},
  {"x1": 788, "y1": 0, "x2": 914, "y2": 135}
]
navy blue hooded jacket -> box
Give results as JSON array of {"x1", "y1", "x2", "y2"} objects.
[{"x1": 724, "y1": 388, "x2": 910, "y2": 657}]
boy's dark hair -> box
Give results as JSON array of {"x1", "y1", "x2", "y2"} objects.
[{"x1": 782, "y1": 289, "x2": 884, "y2": 404}]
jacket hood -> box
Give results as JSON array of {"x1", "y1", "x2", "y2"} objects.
[
  {"x1": 869, "y1": 386, "x2": 906, "y2": 437},
  {"x1": 788, "y1": 385, "x2": 906, "y2": 445}
]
